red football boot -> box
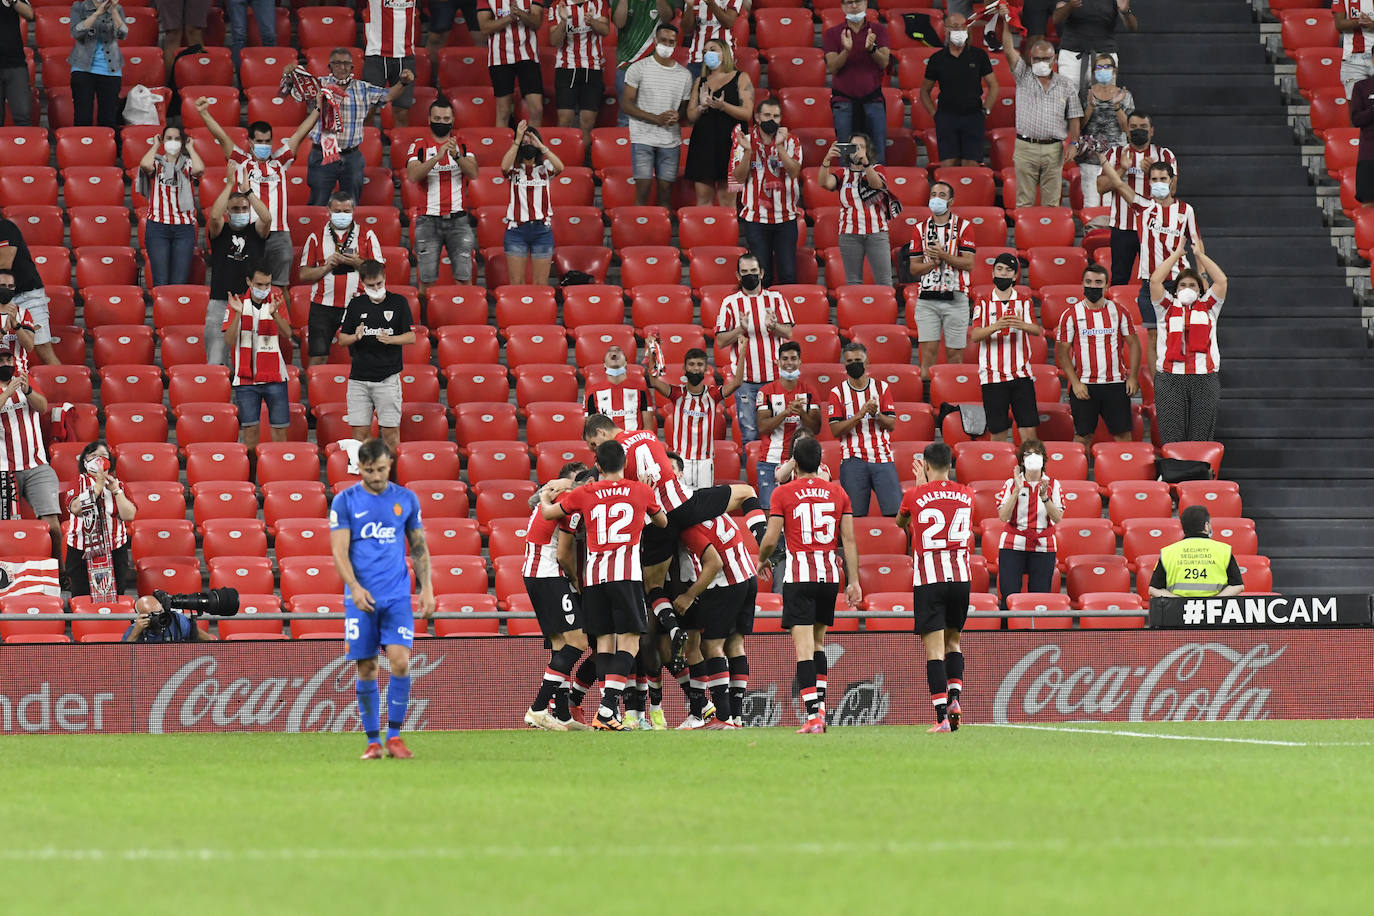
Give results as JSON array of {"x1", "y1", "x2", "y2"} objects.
[
  {"x1": 360, "y1": 743, "x2": 385, "y2": 760},
  {"x1": 385, "y1": 736, "x2": 414, "y2": 758},
  {"x1": 947, "y1": 697, "x2": 961, "y2": 731}
]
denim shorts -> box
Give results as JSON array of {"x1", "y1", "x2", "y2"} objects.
[
  {"x1": 504, "y1": 221, "x2": 555, "y2": 259},
  {"x1": 233, "y1": 381, "x2": 290, "y2": 428},
  {"x1": 631, "y1": 142, "x2": 680, "y2": 182}
]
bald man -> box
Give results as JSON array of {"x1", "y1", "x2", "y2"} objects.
[{"x1": 123, "y1": 595, "x2": 217, "y2": 643}]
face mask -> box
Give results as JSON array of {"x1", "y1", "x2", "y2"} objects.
[
  {"x1": 1031, "y1": 61, "x2": 1052, "y2": 78},
  {"x1": 992, "y1": 276, "x2": 1015, "y2": 292},
  {"x1": 228, "y1": 212, "x2": 252, "y2": 229},
  {"x1": 780, "y1": 368, "x2": 801, "y2": 381},
  {"x1": 758, "y1": 119, "x2": 779, "y2": 136},
  {"x1": 606, "y1": 366, "x2": 627, "y2": 380},
  {"x1": 0, "y1": 288, "x2": 14, "y2": 305},
  {"x1": 1023, "y1": 453, "x2": 1045, "y2": 472},
  {"x1": 1149, "y1": 181, "x2": 1171, "y2": 200},
  {"x1": 1177, "y1": 287, "x2": 1200, "y2": 306},
  {"x1": 253, "y1": 143, "x2": 273, "y2": 160},
  {"x1": 656, "y1": 43, "x2": 675, "y2": 60},
  {"x1": 1128, "y1": 128, "x2": 1150, "y2": 147},
  {"x1": 845, "y1": 361, "x2": 866, "y2": 379},
  {"x1": 928, "y1": 196, "x2": 949, "y2": 215},
  {"x1": 85, "y1": 456, "x2": 109, "y2": 475},
  {"x1": 429, "y1": 121, "x2": 452, "y2": 137},
  {"x1": 0, "y1": 366, "x2": 12, "y2": 382},
  {"x1": 845, "y1": 12, "x2": 866, "y2": 23},
  {"x1": 519, "y1": 144, "x2": 539, "y2": 161},
  {"x1": 1083, "y1": 286, "x2": 1104, "y2": 303},
  {"x1": 703, "y1": 50, "x2": 722, "y2": 69},
  {"x1": 163, "y1": 139, "x2": 182, "y2": 157},
  {"x1": 685, "y1": 371, "x2": 705, "y2": 386},
  {"x1": 330, "y1": 211, "x2": 353, "y2": 230},
  {"x1": 1094, "y1": 67, "x2": 1114, "y2": 84},
  {"x1": 948, "y1": 29, "x2": 968, "y2": 47},
  {"x1": 365, "y1": 287, "x2": 387, "y2": 302},
  {"x1": 250, "y1": 286, "x2": 271, "y2": 302},
  {"x1": 740, "y1": 274, "x2": 761, "y2": 291}
]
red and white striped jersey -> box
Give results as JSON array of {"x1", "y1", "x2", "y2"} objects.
[
  {"x1": 1057, "y1": 300, "x2": 1135, "y2": 385},
  {"x1": 558, "y1": 478, "x2": 661, "y2": 584},
  {"x1": 478, "y1": 0, "x2": 542, "y2": 66},
  {"x1": 618, "y1": 429, "x2": 690, "y2": 512},
  {"x1": 1338, "y1": 1, "x2": 1374, "y2": 56},
  {"x1": 300, "y1": 223, "x2": 385, "y2": 309},
  {"x1": 407, "y1": 139, "x2": 470, "y2": 216},
  {"x1": 898, "y1": 481, "x2": 975, "y2": 586},
  {"x1": 504, "y1": 160, "x2": 555, "y2": 226},
  {"x1": 996, "y1": 475, "x2": 1063, "y2": 553},
  {"x1": 547, "y1": 0, "x2": 606, "y2": 70},
  {"x1": 144, "y1": 157, "x2": 196, "y2": 226},
  {"x1": 686, "y1": 0, "x2": 746, "y2": 62},
  {"x1": 666, "y1": 383, "x2": 722, "y2": 461},
  {"x1": 1157, "y1": 290, "x2": 1223, "y2": 376},
  {"x1": 681, "y1": 514, "x2": 756, "y2": 587},
  {"x1": 729, "y1": 126, "x2": 803, "y2": 224},
  {"x1": 714, "y1": 289, "x2": 794, "y2": 384},
  {"x1": 1099, "y1": 144, "x2": 1178, "y2": 231},
  {"x1": 364, "y1": 0, "x2": 418, "y2": 58},
  {"x1": 0, "y1": 307, "x2": 34, "y2": 377},
  {"x1": 586, "y1": 382, "x2": 650, "y2": 432},
  {"x1": 223, "y1": 289, "x2": 290, "y2": 386},
  {"x1": 756, "y1": 380, "x2": 818, "y2": 464},
  {"x1": 229, "y1": 148, "x2": 294, "y2": 233},
  {"x1": 64, "y1": 474, "x2": 130, "y2": 550},
  {"x1": 522, "y1": 504, "x2": 563, "y2": 578},
  {"x1": 913, "y1": 216, "x2": 975, "y2": 295},
  {"x1": 826, "y1": 378, "x2": 895, "y2": 463},
  {"x1": 0, "y1": 383, "x2": 46, "y2": 471},
  {"x1": 770, "y1": 477, "x2": 851, "y2": 584},
  {"x1": 970, "y1": 292, "x2": 1036, "y2": 385},
  {"x1": 832, "y1": 166, "x2": 890, "y2": 235},
  {"x1": 1132, "y1": 198, "x2": 1200, "y2": 281}
]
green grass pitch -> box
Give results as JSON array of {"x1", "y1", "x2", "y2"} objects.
[{"x1": 10, "y1": 721, "x2": 1374, "y2": 915}]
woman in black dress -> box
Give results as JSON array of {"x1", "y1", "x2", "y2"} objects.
[{"x1": 684, "y1": 37, "x2": 755, "y2": 207}]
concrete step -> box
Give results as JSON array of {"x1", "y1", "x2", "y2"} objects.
[
  {"x1": 1267, "y1": 558, "x2": 1374, "y2": 591},
  {"x1": 1240, "y1": 486, "x2": 1374, "y2": 519}
]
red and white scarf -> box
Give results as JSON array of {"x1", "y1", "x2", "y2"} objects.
[
  {"x1": 973, "y1": 1, "x2": 1024, "y2": 51},
  {"x1": 281, "y1": 67, "x2": 345, "y2": 164}
]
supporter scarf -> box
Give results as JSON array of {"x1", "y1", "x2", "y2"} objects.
[
  {"x1": 1163, "y1": 298, "x2": 1213, "y2": 365},
  {"x1": 750, "y1": 127, "x2": 785, "y2": 193},
  {"x1": 973, "y1": 1, "x2": 1025, "y2": 52},
  {"x1": 281, "y1": 67, "x2": 345, "y2": 164}
]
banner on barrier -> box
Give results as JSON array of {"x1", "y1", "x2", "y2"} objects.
[
  {"x1": 1, "y1": 631, "x2": 1371, "y2": 735},
  {"x1": 1149, "y1": 595, "x2": 1372, "y2": 628}
]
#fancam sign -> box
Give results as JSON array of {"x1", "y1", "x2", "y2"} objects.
[{"x1": 1149, "y1": 595, "x2": 1372, "y2": 628}]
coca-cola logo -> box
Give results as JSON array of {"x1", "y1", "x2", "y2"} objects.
[
  {"x1": 147, "y1": 652, "x2": 444, "y2": 734},
  {"x1": 992, "y1": 643, "x2": 1286, "y2": 724}
]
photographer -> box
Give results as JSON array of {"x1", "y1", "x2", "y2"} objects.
[
  {"x1": 123, "y1": 594, "x2": 216, "y2": 643},
  {"x1": 819, "y1": 134, "x2": 893, "y2": 286},
  {"x1": 63, "y1": 440, "x2": 135, "y2": 598}
]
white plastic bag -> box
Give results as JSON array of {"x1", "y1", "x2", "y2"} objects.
[{"x1": 123, "y1": 85, "x2": 161, "y2": 126}]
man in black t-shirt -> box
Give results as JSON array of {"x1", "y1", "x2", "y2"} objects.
[
  {"x1": 0, "y1": 216, "x2": 57, "y2": 366},
  {"x1": 206, "y1": 175, "x2": 271, "y2": 367},
  {"x1": 919, "y1": 11, "x2": 998, "y2": 167},
  {"x1": 338, "y1": 260, "x2": 415, "y2": 451},
  {"x1": 0, "y1": 0, "x2": 33, "y2": 128}
]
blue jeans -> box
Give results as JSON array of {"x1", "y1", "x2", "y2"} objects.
[
  {"x1": 997, "y1": 548, "x2": 1057, "y2": 608},
  {"x1": 734, "y1": 380, "x2": 764, "y2": 445},
  {"x1": 832, "y1": 97, "x2": 888, "y2": 165},
  {"x1": 307, "y1": 146, "x2": 365, "y2": 206},
  {"x1": 839, "y1": 457, "x2": 902, "y2": 517},
  {"x1": 227, "y1": 0, "x2": 276, "y2": 63},
  {"x1": 615, "y1": 66, "x2": 628, "y2": 127},
  {"x1": 233, "y1": 382, "x2": 291, "y2": 428},
  {"x1": 757, "y1": 460, "x2": 778, "y2": 509},
  {"x1": 144, "y1": 221, "x2": 196, "y2": 288}
]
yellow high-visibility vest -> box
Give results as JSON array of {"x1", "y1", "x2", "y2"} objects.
[{"x1": 1159, "y1": 537, "x2": 1233, "y2": 597}]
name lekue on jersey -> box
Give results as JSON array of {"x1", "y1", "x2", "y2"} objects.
[{"x1": 1149, "y1": 595, "x2": 1373, "y2": 628}]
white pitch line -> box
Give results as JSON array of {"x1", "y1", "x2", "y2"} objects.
[{"x1": 976, "y1": 723, "x2": 1374, "y2": 747}]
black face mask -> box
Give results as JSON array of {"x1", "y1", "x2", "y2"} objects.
[
  {"x1": 740, "y1": 274, "x2": 761, "y2": 292},
  {"x1": 992, "y1": 276, "x2": 1015, "y2": 292},
  {"x1": 0, "y1": 288, "x2": 13, "y2": 304},
  {"x1": 758, "y1": 119, "x2": 779, "y2": 136},
  {"x1": 845, "y1": 361, "x2": 866, "y2": 379},
  {"x1": 0, "y1": 366, "x2": 12, "y2": 382},
  {"x1": 430, "y1": 121, "x2": 453, "y2": 137},
  {"x1": 1128, "y1": 128, "x2": 1150, "y2": 147},
  {"x1": 519, "y1": 144, "x2": 539, "y2": 161},
  {"x1": 1083, "y1": 286, "x2": 1105, "y2": 303},
  {"x1": 685, "y1": 371, "x2": 705, "y2": 386}
]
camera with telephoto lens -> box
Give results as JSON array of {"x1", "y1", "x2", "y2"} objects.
[{"x1": 148, "y1": 587, "x2": 240, "y2": 634}]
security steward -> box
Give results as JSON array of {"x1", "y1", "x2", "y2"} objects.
[{"x1": 1148, "y1": 506, "x2": 1246, "y2": 598}]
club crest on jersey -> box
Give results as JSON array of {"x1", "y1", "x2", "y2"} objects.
[
  {"x1": 383, "y1": 311, "x2": 394, "y2": 321},
  {"x1": 393, "y1": 503, "x2": 403, "y2": 516}
]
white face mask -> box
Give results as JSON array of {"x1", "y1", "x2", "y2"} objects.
[
  {"x1": 163, "y1": 139, "x2": 182, "y2": 157},
  {"x1": 928, "y1": 196, "x2": 949, "y2": 215},
  {"x1": 845, "y1": 12, "x2": 866, "y2": 23},
  {"x1": 655, "y1": 43, "x2": 675, "y2": 60},
  {"x1": 1031, "y1": 61, "x2": 1053, "y2": 78},
  {"x1": 1023, "y1": 453, "x2": 1045, "y2": 472},
  {"x1": 948, "y1": 30, "x2": 968, "y2": 47},
  {"x1": 365, "y1": 286, "x2": 387, "y2": 302},
  {"x1": 605, "y1": 366, "x2": 627, "y2": 379},
  {"x1": 1150, "y1": 181, "x2": 1171, "y2": 200},
  {"x1": 1176, "y1": 287, "x2": 1200, "y2": 306},
  {"x1": 249, "y1": 286, "x2": 270, "y2": 302},
  {"x1": 330, "y1": 211, "x2": 353, "y2": 230},
  {"x1": 779, "y1": 368, "x2": 801, "y2": 382}
]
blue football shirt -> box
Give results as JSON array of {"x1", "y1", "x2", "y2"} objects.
[{"x1": 329, "y1": 482, "x2": 423, "y2": 602}]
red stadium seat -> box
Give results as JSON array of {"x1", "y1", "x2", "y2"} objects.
[
  {"x1": 70, "y1": 596, "x2": 136, "y2": 642},
  {"x1": 884, "y1": 167, "x2": 931, "y2": 208},
  {"x1": 1106, "y1": 481, "x2": 1173, "y2": 533},
  {"x1": 135, "y1": 556, "x2": 203, "y2": 595},
  {"x1": 1176, "y1": 480, "x2": 1242, "y2": 518},
  {"x1": 190, "y1": 481, "x2": 258, "y2": 529},
  {"x1": 858, "y1": 555, "x2": 915, "y2": 596},
  {"x1": 200, "y1": 519, "x2": 268, "y2": 563},
  {"x1": 185, "y1": 443, "x2": 251, "y2": 486},
  {"x1": 1291, "y1": 46, "x2": 1342, "y2": 99},
  {"x1": 54, "y1": 127, "x2": 117, "y2": 170},
  {"x1": 928, "y1": 364, "x2": 981, "y2": 406},
  {"x1": 495, "y1": 286, "x2": 559, "y2": 331},
  {"x1": 1209, "y1": 517, "x2": 1259, "y2": 555},
  {"x1": 0, "y1": 595, "x2": 66, "y2": 640},
  {"x1": 112, "y1": 442, "x2": 179, "y2": 483},
  {"x1": 689, "y1": 246, "x2": 747, "y2": 289},
  {"x1": 63, "y1": 165, "x2": 125, "y2": 206},
  {"x1": 423, "y1": 518, "x2": 483, "y2": 557},
  {"x1": 534, "y1": 441, "x2": 591, "y2": 481},
  {"x1": 630, "y1": 285, "x2": 695, "y2": 332},
  {"x1": 28, "y1": 246, "x2": 70, "y2": 287},
  {"x1": 503, "y1": 324, "x2": 568, "y2": 368},
  {"x1": 424, "y1": 286, "x2": 489, "y2": 327},
  {"x1": 551, "y1": 207, "x2": 606, "y2": 248},
  {"x1": 457, "y1": 127, "x2": 515, "y2": 168},
  {"x1": 1013, "y1": 207, "x2": 1076, "y2": 251},
  {"x1": 82, "y1": 286, "x2": 146, "y2": 329},
  {"x1": 452, "y1": 403, "x2": 520, "y2": 451},
  {"x1": 1308, "y1": 88, "x2": 1351, "y2": 141},
  {"x1": 432, "y1": 594, "x2": 502, "y2": 636},
  {"x1": 430, "y1": 555, "x2": 490, "y2": 595},
  {"x1": 849, "y1": 325, "x2": 912, "y2": 364},
  {"x1": 0, "y1": 128, "x2": 50, "y2": 167},
  {"x1": 609, "y1": 207, "x2": 674, "y2": 250},
  {"x1": 2, "y1": 205, "x2": 63, "y2": 247},
  {"x1": 397, "y1": 402, "x2": 448, "y2": 442},
  {"x1": 1027, "y1": 247, "x2": 1089, "y2": 290},
  {"x1": 444, "y1": 363, "x2": 510, "y2": 405},
  {"x1": 789, "y1": 324, "x2": 841, "y2": 364},
  {"x1": 487, "y1": 518, "x2": 531, "y2": 562},
  {"x1": 98, "y1": 365, "x2": 163, "y2": 406},
  {"x1": 466, "y1": 441, "x2": 532, "y2": 490},
  {"x1": 150, "y1": 286, "x2": 210, "y2": 330},
  {"x1": 1235, "y1": 554, "x2": 1273, "y2": 593},
  {"x1": 1160, "y1": 441, "x2": 1224, "y2": 478},
  {"x1": 513, "y1": 364, "x2": 579, "y2": 407},
  {"x1": 932, "y1": 167, "x2": 996, "y2": 208},
  {"x1": 75, "y1": 247, "x2": 138, "y2": 287},
  {"x1": 104, "y1": 403, "x2": 169, "y2": 448},
  {"x1": 619, "y1": 246, "x2": 683, "y2": 288},
  {"x1": 555, "y1": 247, "x2": 614, "y2": 285},
  {"x1": 769, "y1": 285, "x2": 829, "y2": 326},
  {"x1": 548, "y1": 167, "x2": 596, "y2": 208},
  {"x1": 174, "y1": 404, "x2": 241, "y2": 454},
  {"x1": 853, "y1": 518, "x2": 907, "y2": 555},
  {"x1": 561, "y1": 286, "x2": 625, "y2": 333},
  {"x1": 0, "y1": 521, "x2": 53, "y2": 560},
  {"x1": 1121, "y1": 518, "x2": 1184, "y2": 566},
  {"x1": 754, "y1": 10, "x2": 815, "y2": 48},
  {"x1": 475, "y1": 481, "x2": 539, "y2": 534},
  {"x1": 156, "y1": 326, "x2": 207, "y2": 369},
  {"x1": 0, "y1": 166, "x2": 58, "y2": 206},
  {"x1": 92, "y1": 325, "x2": 155, "y2": 369},
  {"x1": 399, "y1": 364, "x2": 442, "y2": 403},
  {"x1": 240, "y1": 47, "x2": 297, "y2": 89},
  {"x1": 288, "y1": 598, "x2": 347, "y2": 639},
  {"x1": 297, "y1": 6, "x2": 357, "y2": 47},
  {"x1": 261, "y1": 481, "x2": 327, "y2": 537},
  {"x1": 215, "y1": 592, "x2": 286, "y2": 639},
  {"x1": 1064, "y1": 555, "x2": 1131, "y2": 604},
  {"x1": 166, "y1": 365, "x2": 231, "y2": 412},
  {"x1": 1006, "y1": 593, "x2": 1073, "y2": 629},
  {"x1": 122, "y1": 481, "x2": 186, "y2": 521},
  {"x1": 1054, "y1": 518, "x2": 1117, "y2": 571},
  {"x1": 1280, "y1": 9, "x2": 1338, "y2": 53},
  {"x1": 836, "y1": 285, "x2": 899, "y2": 333},
  {"x1": 525, "y1": 402, "x2": 587, "y2": 448},
  {"x1": 408, "y1": 479, "x2": 471, "y2": 519},
  {"x1": 435, "y1": 324, "x2": 501, "y2": 366},
  {"x1": 1091, "y1": 442, "x2": 1157, "y2": 495},
  {"x1": 776, "y1": 87, "x2": 833, "y2": 130},
  {"x1": 953, "y1": 441, "x2": 1017, "y2": 485},
  {"x1": 305, "y1": 365, "x2": 350, "y2": 414},
  {"x1": 396, "y1": 441, "x2": 463, "y2": 486},
  {"x1": 252, "y1": 443, "x2": 321, "y2": 485},
  {"x1": 758, "y1": 46, "x2": 827, "y2": 91},
  {"x1": 678, "y1": 207, "x2": 740, "y2": 252},
  {"x1": 278, "y1": 557, "x2": 343, "y2": 602},
  {"x1": 274, "y1": 518, "x2": 333, "y2": 560}
]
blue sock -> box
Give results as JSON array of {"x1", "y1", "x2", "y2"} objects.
[
  {"x1": 386, "y1": 674, "x2": 411, "y2": 741},
  {"x1": 356, "y1": 679, "x2": 380, "y2": 742}
]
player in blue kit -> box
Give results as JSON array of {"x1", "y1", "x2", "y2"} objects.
[{"x1": 329, "y1": 438, "x2": 436, "y2": 759}]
